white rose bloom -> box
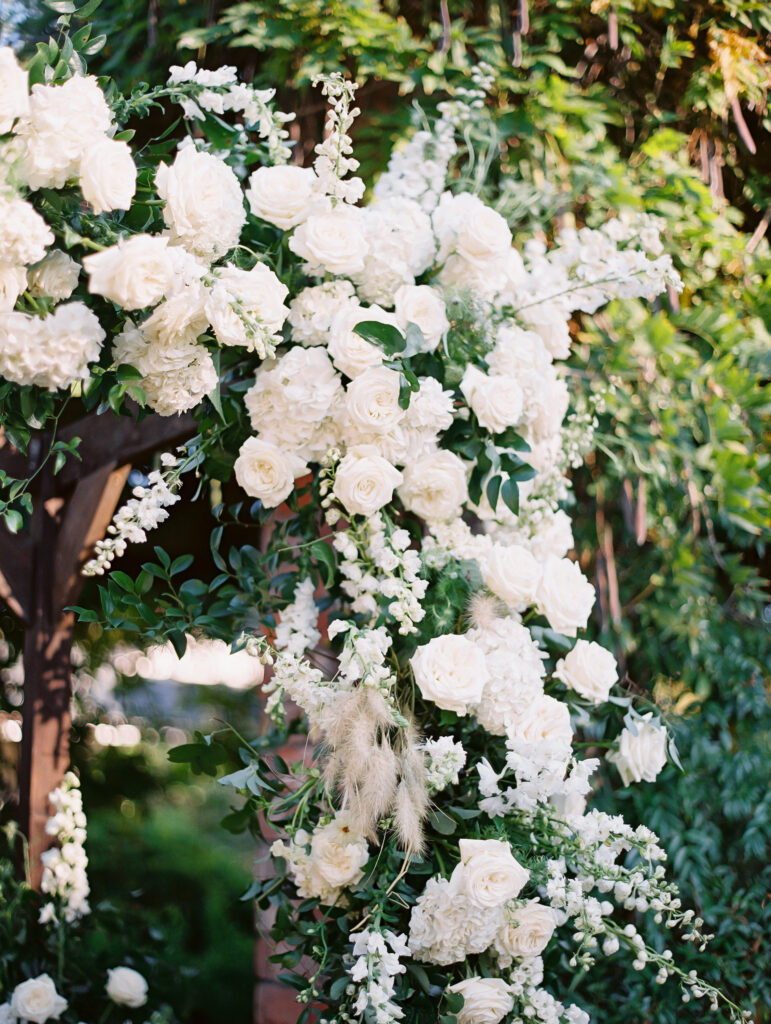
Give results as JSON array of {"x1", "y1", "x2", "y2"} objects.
[
  {"x1": 308, "y1": 814, "x2": 369, "y2": 894},
  {"x1": 27, "y1": 250, "x2": 80, "y2": 302},
  {"x1": 0, "y1": 264, "x2": 26, "y2": 312},
  {"x1": 0, "y1": 1001, "x2": 15, "y2": 1024},
  {"x1": 536, "y1": 555, "x2": 596, "y2": 637},
  {"x1": 408, "y1": 877, "x2": 501, "y2": 966},
  {"x1": 78, "y1": 137, "x2": 137, "y2": 214},
  {"x1": 0, "y1": 47, "x2": 29, "y2": 133},
  {"x1": 433, "y1": 192, "x2": 511, "y2": 266},
  {"x1": 519, "y1": 302, "x2": 572, "y2": 360},
  {"x1": 234, "y1": 437, "x2": 308, "y2": 508},
  {"x1": 488, "y1": 323, "x2": 553, "y2": 376},
  {"x1": 0, "y1": 303, "x2": 104, "y2": 390},
  {"x1": 84, "y1": 234, "x2": 175, "y2": 310},
  {"x1": 394, "y1": 284, "x2": 448, "y2": 352},
  {"x1": 205, "y1": 262, "x2": 289, "y2": 349},
  {"x1": 156, "y1": 145, "x2": 246, "y2": 258},
  {"x1": 529, "y1": 375, "x2": 569, "y2": 442},
  {"x1": 607, "y1": 714, "x2": 668, "y2": 785},
  {"x1": 344, "y1": 366, "x2": 405, "y2": 435},
  {"x1": 14, "y1": 75, "x2": 112, "y2": 189},
  {"x1": 399, "y1": 449, "x2": 467, "y2": 523},
  {"x1": 555, "y1": 640, "x2": 618, "y2": 704},
  {"x1": 289, "y1": 206, "x2": 368, "y2": 277},
  {"x1": 483, "y1": 543, "x2": 541, "y2": 608},
  {"x1": 410, "y1": 633, "x2": 489, "y2": 716},
  {"x1": 288, "y1": 280, "x2": 358, "y2": 346},
  {"x1": 452, "y1": 837, "x2": 529, "y2": 909},
  {"x1": 333, "y1": 445, "x2": 402, "y2": 517},
  {"x1": 494, "y1": 901, "x2": 557, "y2": 963},
  {"x1": 460, "y1": 365, "x2": 523, "y2": 434},
  {"x1": 10, "y1": 975, "x2": 67, "y2": 1024},
  {"x1": 0, "y1": 195, "x2": 54, "y2": 266},
  {"x1": 105, "y1": 967, "x2": 148, "y2": 1008},
  {"x1": 509, "y1": 693, "x2": 573, "y2": 751},
  {"x1": 246, "y1": 164, "x2": 320, "y2": 229},
  {"x1": 141, "y1": 287, "x2": 208, "y2": 348},
  {"x1": 446, "y1": 978, "x2": 514, "y2": 1024},
  {"x1": 327, "y1": 303, "x2": 395, "y2": 378}
]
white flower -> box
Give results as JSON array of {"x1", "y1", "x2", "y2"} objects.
[
  {"x1": 79, "y1": 137, "x2": 137, "y2": 214},
  {"x1": 354, "y1": 197, "x2": 436, "y2": 304},
  {"x1": 467, "y1": 617, "x2": 547, "y2": 736},
  {"x1": 0, "y1": 303, "x2": 104, "y2": 390},
  {"x1": 0, "y1": 195, "x2": 54, "y2": 266},
  {"x1": 519, "y1": 303, "x2": 572, "y2": 360},
  {"x1": 333, "y1": 446, "x2": 402, "y2": 517},
  {"x1": 204, "y1": 262, "x2": 288, "y2": 349},
  {"x1": 453, "y1": 837, "x2": 529, "y2": 909},
  {"x1": 234, "y1": 437, "x2": 308, "y2": 508},
  {"x1": 554, "y1": 640, "x2": 618, "y2": 704},
  {"x1": 84, "y1": 234, "x2": 175, "y2": 310},
  {"x1": 394, "y1": 284, "x2": 448, "y2": 352},
  {"x1": 410, "y1": 633, "x2": 488, "y2": 715},
  {"x1": 434, "y1": 192, "x2": 512, "y2": 266},
  {"x1": 483, "y1": 544, "x2": 541, "y2": 608},
  {"x1": 494, "y1": 901, "x2": 557, "y2": 962},
  {"x1": 0, "y1": 1001, "x2": 15, "y2": 1024},
  {"x1": 408, "y1": 876, "x2": 500, "y2": 966},
  {"x1": 10, "y1": 975, "x2": 67, "y2": 1024},
  {"x1": 105, "y1": 967, "x2": 148, "y2": 1008},
  {"x1": 446, "y1": 978, "x2": 514, "y2": 1024},
  {"x1": 398, "y1": 449, "x2": 467, "y2": 523},
  {"x1": 345, "y1": 366, "x2": 405, "y2": 435},
  {"x1": 327, "y1": 303, "x2": 395, "y2": 378},
  {"x1": 0, "y1": 264, "x2": 26, "y2": 312},
  {"x1": 460, "y1": 365, "x2": 523, "y2": 434},
  {"x1": 288, "y1": 279, "x2": 358, "y2": 346},
  {"x1": 0, "y1": 47, "x2": 29, "y2": 133},
  {"x1": 607, "y1": 714, "x2": 668, "y2": 785},
  {"x1": 246, "y1": 164, "x2": 320, "y2": 229},
  {"x1": 27, "y1": 250, "x2": 80, "y2": 302},
  {"x1": 13, "y1": 76, "x2": 112, "y2": 190},
  {"x1": 509, "y1": 693, "x2": 573, "y2": 750},
  {"x1": 536, "y1": 555, "x2": 595, "y2": 637},
  {"x1": 156, "y1": 145, "x2": 246, "y2": 258},
  {"x1": 273, "y1": 813, "x2": 369, "y2": 904},
  {"x1": 289, "y1": 206, "x2": 368, "y2": 276}
]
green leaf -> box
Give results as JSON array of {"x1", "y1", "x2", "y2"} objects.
[
  {"x1": 354, "y1": 320, "x2": 406, "y2": 355},
  {"x1": 501, "y1": 475, "x2": 519, "y2": 515},
  {"x1": 486, "y1": 473, "x2": 502, "y2": 509},
  {"x1": 311, "y1": 540, "x2": 336, "y2": 587},
  {"x1": 168, "y1": 630, "x2": 187, "y2": 659},
  {"x1": 428, "y1": 809, "x2": 456, "y2": 835},
  {"x1": 170, "y1": 554, "x2": 194, "y2": 576},
  {"x1": 110, "y1": 571, "x2": 135, "y2": 593}
]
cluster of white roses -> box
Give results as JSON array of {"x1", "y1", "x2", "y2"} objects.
[
  {"x1": 271, "y1": 812, "x2": 370, "y2": 906},
  {"x1": 38, "y1": 772, "x2": 90, "y2": 925},
  {"x1": 0, "y1": 967, "x2": 147, "y2": 1024}
]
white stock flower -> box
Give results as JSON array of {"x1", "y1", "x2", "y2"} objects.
[
  {"x1": 84, "y1": 234, "x2": 175, "y2": 310},
  {"x1": 27, "y1": 250, "x2": 79, "y2": 302},
  {"x1": 10, "y1": 976, "x2": 67, "y2": 1024},
  {"x1": 344, "y1": 366, "x2": 405, "y2": 434},
  {"x1": 398, "y1": 449, "x2": 467, "y2": 523},
  {"x1": 79, "y1": 137, "x2": 137, "y2": 213},
  {"x1": 0, "y1": 264, "x2": 26, "y2": 312},
  {"x1": 333, "y1": 446, "x2": 402, "y2": 517},
  {"x1": 453, "y1": 837, "x2": 529, "y2": 909},
  {"x1": 607, "y1": 714, "x2": 668, "y2": 785},
  {"x1": 0, "y1": 48, "x2": 29, "y2": 133},
  {"x1": 0, "y1": 195, "x2": 54, "y2": 266},
  {"x1": 105, "y1": 967, "x2": 148, "y2": 1008},
  {"x1": 234, "y1": 437, "x2": 308, "y2": 508},
  {"x1": 246, "y1": 164, "x2": 320, "y2": 229},
  {"x1": 410, "y1": 633, "x2": 488, "y2": 715},
  {"x1": 156, "y1": 145, "x2": 246, "y2": 258},
  {"x1": 483, "y1": 543, "x2": 541, "y2": 608},
  {"x1": 494, "y1": 901, "x2": 557, "y2": 963},
  {"x1": 394, "y1": 284, "x2": 449, "y2": 351},
  {"x1": 554, "y1": 640, "x2": 618, "y2": 704},
  {"x1": 289, "y1": 206, "x2": 368, "y2": 276},
  {"x1": 446, "y1": 978, "x2": 514, "y2": 1024},
  {"x1": 327, "y1": 303, "x2": 394, "y2": 378},
  {"x1": 536, "y1": 555, "x2": 595, "y2": 637}
]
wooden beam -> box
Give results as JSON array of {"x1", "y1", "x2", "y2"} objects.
[{"x1": 0, "y1": 532, "x2": 32, "y2": 623}]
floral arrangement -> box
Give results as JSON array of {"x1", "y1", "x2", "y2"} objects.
[{"x1": 0, "y1": 28, "x2": 751, "y2": 1024}]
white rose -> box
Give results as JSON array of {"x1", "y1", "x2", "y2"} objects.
[
  {"x1": 529, "y1": 375, "x2": 569, "y2": 441},
  {"x1": 410, "y1": 633, "x2": 489, "y2": 715},
  {"x1": 345, "y1": 366, "x2": 404, "y2": 434},
  {"x1": 483, "y1": 543, "x2": 541, "y2": 608},
  {"x1": 0, "y1": 47, "x2": 29, "y2": 133},
  {"x1": 234, "y1": 437, "x2": 308, "y2": 508},
  {"x1": 495, "y1": 900, "x2": 557, "y2": 961},
  {"x1": 394, "y1": 284, "x2": 448, "y2": 352},
  {"x1": 10, "y1": 975, "x2": 67, "y2": 1024},
  {"x1": 0, "y1": 264, "x2": 26, "y2": 312},
  {"x1": 205, "y1": 262, "x2": 288, "y2": 347},
  {"x1": 399, "y1": 449, "x2": 467, "y2": 522},
  {"x1": 309, "y1": 814, "x2": 369, "y2": 893},
  {"x1": 509, "y1": 693, "x2": 573, "y2": 750},
  {"x1": 327, "y1": 304, "x2": 395, "y2": 379},
  {"x1": 105, "y1": 967, "x2": 148, "y2": 1008},
  {"x1": 289, "y1": 206, "x2": 368, "y2": 276},
  {"x1": 27, "y1": 250, "x2": 80, "y2": 302},
  {"x1": 447, "y1": 978, "x2": 514, "y2": 1024},
  {"x1": 78, "y1": 137, "x2": 137, "y2": 214},
  {"x1": 607, "y1": 714, "x2": 668, "y2": 785},
  {"x1": 554, "y1": 640, "x2": 618, "y2": 704},
  {"x1": 434, "y1": 192, "x2": 511, "y2": 265},
  {"x1": 536, "y1": 555, "x2": 596, "y2": 637},
  {"x1": 333, "y1": 446, "x2": 402, "y2": 517},
  {"x1": 460, "y1": 365, "x2": 523, "y2": 434},
  {"x1": 520, "y1": 303, "x2": 572, "y2": 360},
  {"x1": 0, "y1": 1001, "x2": 15, "y2": 1024},
  {"x1": 453, "y1": 837, "x2": 529, "y2": 909},
  {"x1": 246, "y1": 165, "x2": 320, "y2": 230},
  {"x1": 84, "y1": 234, "x2": 174, "y2": 310},
  {"x1": 156, "y1": 145, "x2": 246, "y2": 258}
]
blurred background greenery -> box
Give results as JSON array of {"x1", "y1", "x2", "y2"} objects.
[{"x1": 1, "y1": 1, "x2": 769, "y2": 1022}]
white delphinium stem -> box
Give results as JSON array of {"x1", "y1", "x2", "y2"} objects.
[
  {"x1": 422, "y1": 736, "x2": 467, "y2": 794},
  {"x1": 39, "y1": 771, "x2": 90, "y2": 924},
  {"x1": 311, "y1": 73, "x2": 364, "y2": 205},
  {"x1": 346, "y1": 927, "x2": 409, "y2": 1023}
]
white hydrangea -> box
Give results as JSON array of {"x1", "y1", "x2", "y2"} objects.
[
  {"x1": 0, "y1": 194, "x2": 54, "y2": 266},
  {"x1": 467, "y1": 616, "x2": 547, "y2": 736},
  {"x1": 353, "y1": 197, "x2": 436, "y2": 305},
  {"x1": 204, "y1": 262, "x2": 288, "y2": 355},
  {"x1": 287, "y1": 279, "x2": 358, "y2": 346},
  {"x1": 0, "y1": 303, "x2": 104, "y2": 390}
]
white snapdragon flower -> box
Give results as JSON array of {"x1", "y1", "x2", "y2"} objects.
[
  {"x1": 289, "y1": 206, "x2": 368, "y2": 277},
  {"x1": 246, "y1": 164, "x2": 321, "y2": 230},
  {"x1": 554, "y1": 639, "x2": 618, "y2": 704},
  {"x1": 79, "y1": 137, "x2": 137, "y2": 214},
  {"x1": 234, "y1": 437, "x2": 308, "y2": 508},
  {"x1": 398, "y1": 449, "x2": 467, "y2": 523},
  {"x1": 10, "y1": 976, "x2": 67, "y2": 1024},
  {"x1": 410, "y1": 633, "x2": 488, "y2": 715},
  {"x1": 333, "y1": 446, "x2": 402, "y2": 517},
  {"x1": 423, "y1": 736, "x2": 466, "y2": 793},
  {"x1": 536, "y1": 555, "x2": 596, "y2": 637},
  {"x1": 105, "y1": 967, "x2": 148, "y2": 1008},
  {"x1": 27, "y1": 250, "x2": 80, "y2": 302},
  {"x1": 0, "y1": 47, "x2": 29, "y2": 133},
  {"x1": 84, "y1": 234, "x2": 175, "y2": 310},
  {"x1": 607, "y1": 714, "x2": 668, "y2": 785},
  {"x1": 446, "y1": 977, "x2": 514, "y2": 1024}
]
